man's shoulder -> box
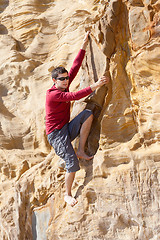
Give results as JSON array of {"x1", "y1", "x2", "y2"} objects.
[
  {"x1": 47, "y1": 85, "x2": 57, "y2": 93},
  {"x1": 46, "y1": 86, "x2": 57, "y2": 101}
]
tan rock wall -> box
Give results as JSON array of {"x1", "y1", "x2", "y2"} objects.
[{"x1": 0, "y1": 0, "x2": 160, "y2": 239}]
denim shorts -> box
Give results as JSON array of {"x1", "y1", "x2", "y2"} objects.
[{"x1": 47, "y1": 109, "x2": 93, "y2": 173}]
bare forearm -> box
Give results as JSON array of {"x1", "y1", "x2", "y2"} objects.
[
  {"x1": 81, "y1": 41, "x2": 88, "y2": 50},
  {"x1": 81, "y1": 31, "x2": 90, "y2": 50}
]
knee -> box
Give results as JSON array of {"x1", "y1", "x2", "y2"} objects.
[
  {"x1": 87, "y1": 110, "x2": 93, "y2": 121},
  {"x1": 89, "y1": 112, "x2": 94, "y2": 120},
  {"x1": 83, "y1": 109, "x2": 93, "y2": 123},
  {"x1": 85, "y1": 109, "x2": 93, "y2": 117}
]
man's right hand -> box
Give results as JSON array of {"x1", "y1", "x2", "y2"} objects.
[{"x1": 90, "y1": 76, "x2": 110, "y2": 91}]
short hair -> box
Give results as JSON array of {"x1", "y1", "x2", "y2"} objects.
[{"x1": 51, "y1": 66, "x2": 68, "y2": 79}]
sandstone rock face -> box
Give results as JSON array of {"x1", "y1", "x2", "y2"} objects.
[{"x1": 0, "y1": 0, "x2": 160, "y2": 239}]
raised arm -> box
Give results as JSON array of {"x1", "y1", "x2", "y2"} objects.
[
  {"x1": 68, "y1": 31, "x2": 90, "y2": 84},
  {"x1": 81, "y1": 31, "x2": 90, "y2": 51}
]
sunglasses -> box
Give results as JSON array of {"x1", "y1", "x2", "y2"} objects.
[{"x1": 56, "y1": 76, "x2": 69, "y2": 81}]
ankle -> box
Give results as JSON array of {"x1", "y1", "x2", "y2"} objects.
[
  {"x1": 77, "y1": 148, "x2": 83, "y2": 154},
  {"x1": 65, "y1": 192, "x2": 72, "y2": 197}
]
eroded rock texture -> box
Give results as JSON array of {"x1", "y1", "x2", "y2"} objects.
[{"x1": 0, "y1": 0, "x2": 160, "y2": 239}]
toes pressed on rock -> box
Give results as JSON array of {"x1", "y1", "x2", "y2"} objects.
[
  {"x1": 76, "y1": 151, "x2": 94, "y2": 160},
  {"x1": 64, "y1": 195, "x2": 78, "y2": 207}
]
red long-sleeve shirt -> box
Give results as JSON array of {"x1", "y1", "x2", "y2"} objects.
[{"x1": 45, "y1": 49, "x2": 93, "y2": 135}]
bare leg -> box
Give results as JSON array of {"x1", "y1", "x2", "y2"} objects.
[
  {"x1": 76, "y1": 114, "x2": 94, "y2": 160},
  {"x1": 64, "y1": 172, "x2": 78, "y2": 207}
]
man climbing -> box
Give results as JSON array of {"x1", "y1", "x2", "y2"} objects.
[{"x1": 45, "y1": 31, "x2": 109, "y2": 207}]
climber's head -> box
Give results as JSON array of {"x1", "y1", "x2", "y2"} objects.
[
  {"x1": 51, "y1": 67, "x2": 69, "y2": 91},
  {"x1": 51, "y1": 66, "x2": 68, "y2": 80}
]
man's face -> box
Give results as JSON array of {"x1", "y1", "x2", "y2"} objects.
[{"x1": 54, "y1": 72, "x2": 69, "y2": 91}]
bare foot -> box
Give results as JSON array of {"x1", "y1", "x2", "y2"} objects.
[
  {"x1": 64, "y1": 195, "x2": 78, "y2": 207},
  {"x1": 76, "y1": 150, "x2": 93, "y2": 160}
]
